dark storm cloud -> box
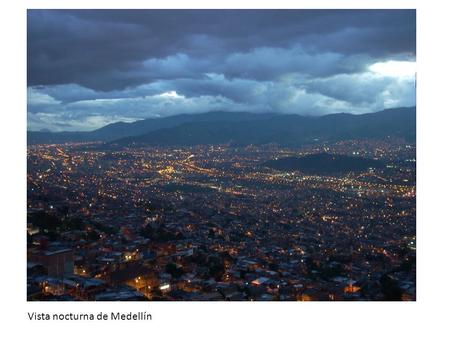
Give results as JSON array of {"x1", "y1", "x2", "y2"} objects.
[
  {"x1": 27, "y1": 9, "x2": 416, "y2": 131},
  {"x1": 28, "y1": 9, "x2": 415, "y2": 91}
]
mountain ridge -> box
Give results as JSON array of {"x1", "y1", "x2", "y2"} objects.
[
  {"x1": 112, "y1": 107, "x2": 416, "y2": 147},
  {"x1": 28, "y1": 106, "x2": 416, "y2": 146}
]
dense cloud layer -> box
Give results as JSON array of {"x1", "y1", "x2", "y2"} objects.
[{"x1": 27, "y1": 10, "x2": 416, "y2": 131}]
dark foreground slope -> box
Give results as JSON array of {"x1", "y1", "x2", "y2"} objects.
[{"x1": 263, "y1": 153, "x2": 385, "y2": 175}]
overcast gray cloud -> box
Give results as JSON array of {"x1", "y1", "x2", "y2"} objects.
[{"x1": 27, "y1": 9, "x2": 416, "y2": 131}]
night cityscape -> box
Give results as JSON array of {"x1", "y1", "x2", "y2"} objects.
[{"x1": 26, "y1": 9, "x2": 416, "y2": 301}]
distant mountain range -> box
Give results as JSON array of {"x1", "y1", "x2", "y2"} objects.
[{"x1": 27, "y1": 106, "x2": 416, "y2": 146}]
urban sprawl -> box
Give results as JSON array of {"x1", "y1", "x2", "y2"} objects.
[{"x1": 27, "y1": 138, "x2": 416, "y2": 301}]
